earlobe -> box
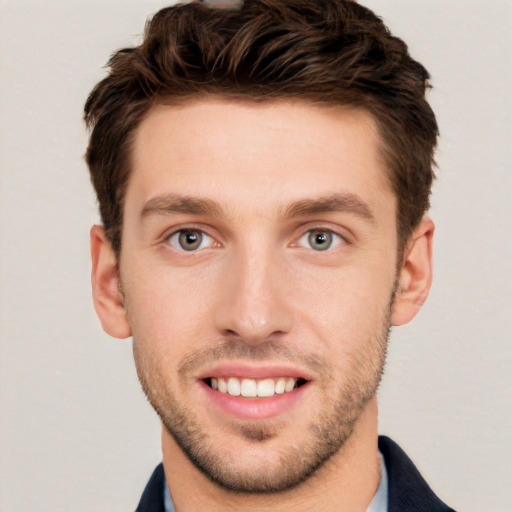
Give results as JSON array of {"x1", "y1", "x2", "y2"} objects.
[
  {"x1": 391, "y1": 218, "x2": 435, "y2": 327},
  {"x1": 90, "y1": 225, "x2": 132, "y2": 339}
]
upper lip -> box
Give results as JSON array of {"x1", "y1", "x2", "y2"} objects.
[{"x1": 197, "y1": 362, "x2": 313, "y2": 381}]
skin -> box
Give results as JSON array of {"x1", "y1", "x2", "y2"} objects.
[{"x1": 91, "y1": 99, "x2": 434, "y2": 511}]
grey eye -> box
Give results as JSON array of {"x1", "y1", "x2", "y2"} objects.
[
  {"x1": 169, "y1": 229, "x2": 213, "y2": 251},
  {"x1": 298, "y1": 229, "x2": 343, "y2": 251}
]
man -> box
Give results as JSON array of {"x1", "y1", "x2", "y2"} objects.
[{"x1": 84, "y1": 0, "x2": 455, "y2": 510}]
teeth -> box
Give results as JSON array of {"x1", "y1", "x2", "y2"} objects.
[
  {"x1": 227, "y1": 377, "x2": 241, "y2": 396},
  {"x1": 275, "y1": 378, "x2": 285, "y2": 394},
  {"x1": 285, "y1": 377, "x2": 295, "y2": 392},
  {"x1": 257, "y1": 378, "x2": 275, "y2": 397},
  {"x1": 240, "y1": 379, "x2": 257, "y2": 397},
  {"x1": 218, "y1": 377, "x2": 228, "y2": 393},
  {"x1": 211, "y1": 377, "x2": 299, "y2": 397}
]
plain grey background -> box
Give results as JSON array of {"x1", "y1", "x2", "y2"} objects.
[{"x1": 1, "y1": 1, "x2": 510, "y2": 511}]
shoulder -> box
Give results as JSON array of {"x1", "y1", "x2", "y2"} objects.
[
  {"x1": 379, "y1": 436, "x2": 456, "y2": 512},
  {"x1": 135, "y1": 463, "x2": 166, "y2": 512}
]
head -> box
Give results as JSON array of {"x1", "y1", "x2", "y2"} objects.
[
  {"x1": 85, "y1": 0, "x2": 438, "y2": 258},
  {"x1": 86, "y1": 0, "x2": 438, "y2": 498}
]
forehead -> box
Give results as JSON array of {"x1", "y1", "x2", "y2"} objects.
[{"x1": 127, "y1": 99, "x2": 394, "y2": 218}]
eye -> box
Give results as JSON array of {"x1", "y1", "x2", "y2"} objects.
[
  {"x1": 298, "y1": 229, "x2": 343, "y2": 251},
  {"x1": 168, "y1": 229, "x2": 214, "y2": 252}
]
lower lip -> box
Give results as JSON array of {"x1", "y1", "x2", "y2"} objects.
[{"x1": 199, "y1": 381, "x2": 309, "y2": 420}]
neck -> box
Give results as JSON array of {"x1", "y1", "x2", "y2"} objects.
[{"x1": 162, "y1": 398, "x2": 380, "y2": 512}]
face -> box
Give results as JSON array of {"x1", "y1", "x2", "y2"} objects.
[{"x1": 119, "y1": 100, "x2": 400, "y2": 492}]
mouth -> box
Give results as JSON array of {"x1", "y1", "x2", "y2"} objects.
[
  {"x1": 198, "y1": 364, "x2": 312, "y2": 420},
  {"x1": 205, "y1": 376, "x2": 308, "y2": 398}
]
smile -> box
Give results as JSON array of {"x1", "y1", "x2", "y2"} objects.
[{"x1": 208, "y1": 377, "x2": 305, "y2": 398}]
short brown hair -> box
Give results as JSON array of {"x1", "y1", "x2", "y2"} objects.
[{"x1": 85, "y1": 0, "x2": 438, "y2": 256}]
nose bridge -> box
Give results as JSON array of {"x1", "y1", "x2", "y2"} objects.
[{"x1": 214, "y1": 235, "x2": 293, "y2": 343}]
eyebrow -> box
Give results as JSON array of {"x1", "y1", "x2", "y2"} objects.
[
  {"x1": 140, "y1": 192, "x2": 376, "y2": 224},
  {"x1": 141, "y1": 194, "x2": 223, "y2": 218},
  {"x1": 283, "y1": 193, "x2": 377, "y2": 224}
]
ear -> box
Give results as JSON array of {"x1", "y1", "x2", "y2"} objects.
[
  {"x1": 90, "y1": 225, "x2": 131, "y2": 339},
  {"x1": 391, "y1": 217, "x2": 435, "y2": 326}
]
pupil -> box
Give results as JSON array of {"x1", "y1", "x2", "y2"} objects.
[
  {"x1": 179, "y1": 230, "x2": 201, "y2": 250},
  {"x1": 309, "y1": 230, "x2": 332, "y2": 250}
]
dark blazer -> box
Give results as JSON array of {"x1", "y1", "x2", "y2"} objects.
[{"x1": 135, "y1": 436, "x2": 455, "y2": 512}]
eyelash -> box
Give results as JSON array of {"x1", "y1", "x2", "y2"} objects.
[
  {"x1": 166, "y1": 228, "x2": 216, "y2": 252},
  {"x1": 164, "y1": 226, "x2": 347, "y2": 253},
  {"x1": 296, "y1": 229, "x2": 344, "y2": 251}
]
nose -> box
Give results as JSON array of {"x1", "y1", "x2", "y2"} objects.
[{"x1": 214, "y1": 245, "x2": 294, "y2": 345}]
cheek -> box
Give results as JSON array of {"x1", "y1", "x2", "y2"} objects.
[
  {"x1": 302, "y1": 268, "x2": 393, "y2": 381},
  {"x1": 293, "y1": 261, "x2": 396, "y2": 331},
  {"x1": 123, "y1": 263, "x2": 215, "y2": 352}
]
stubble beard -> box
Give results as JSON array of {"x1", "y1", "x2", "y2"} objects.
[{"x1": 132, "y1": 314, "x2": 390, "y2": 495}]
